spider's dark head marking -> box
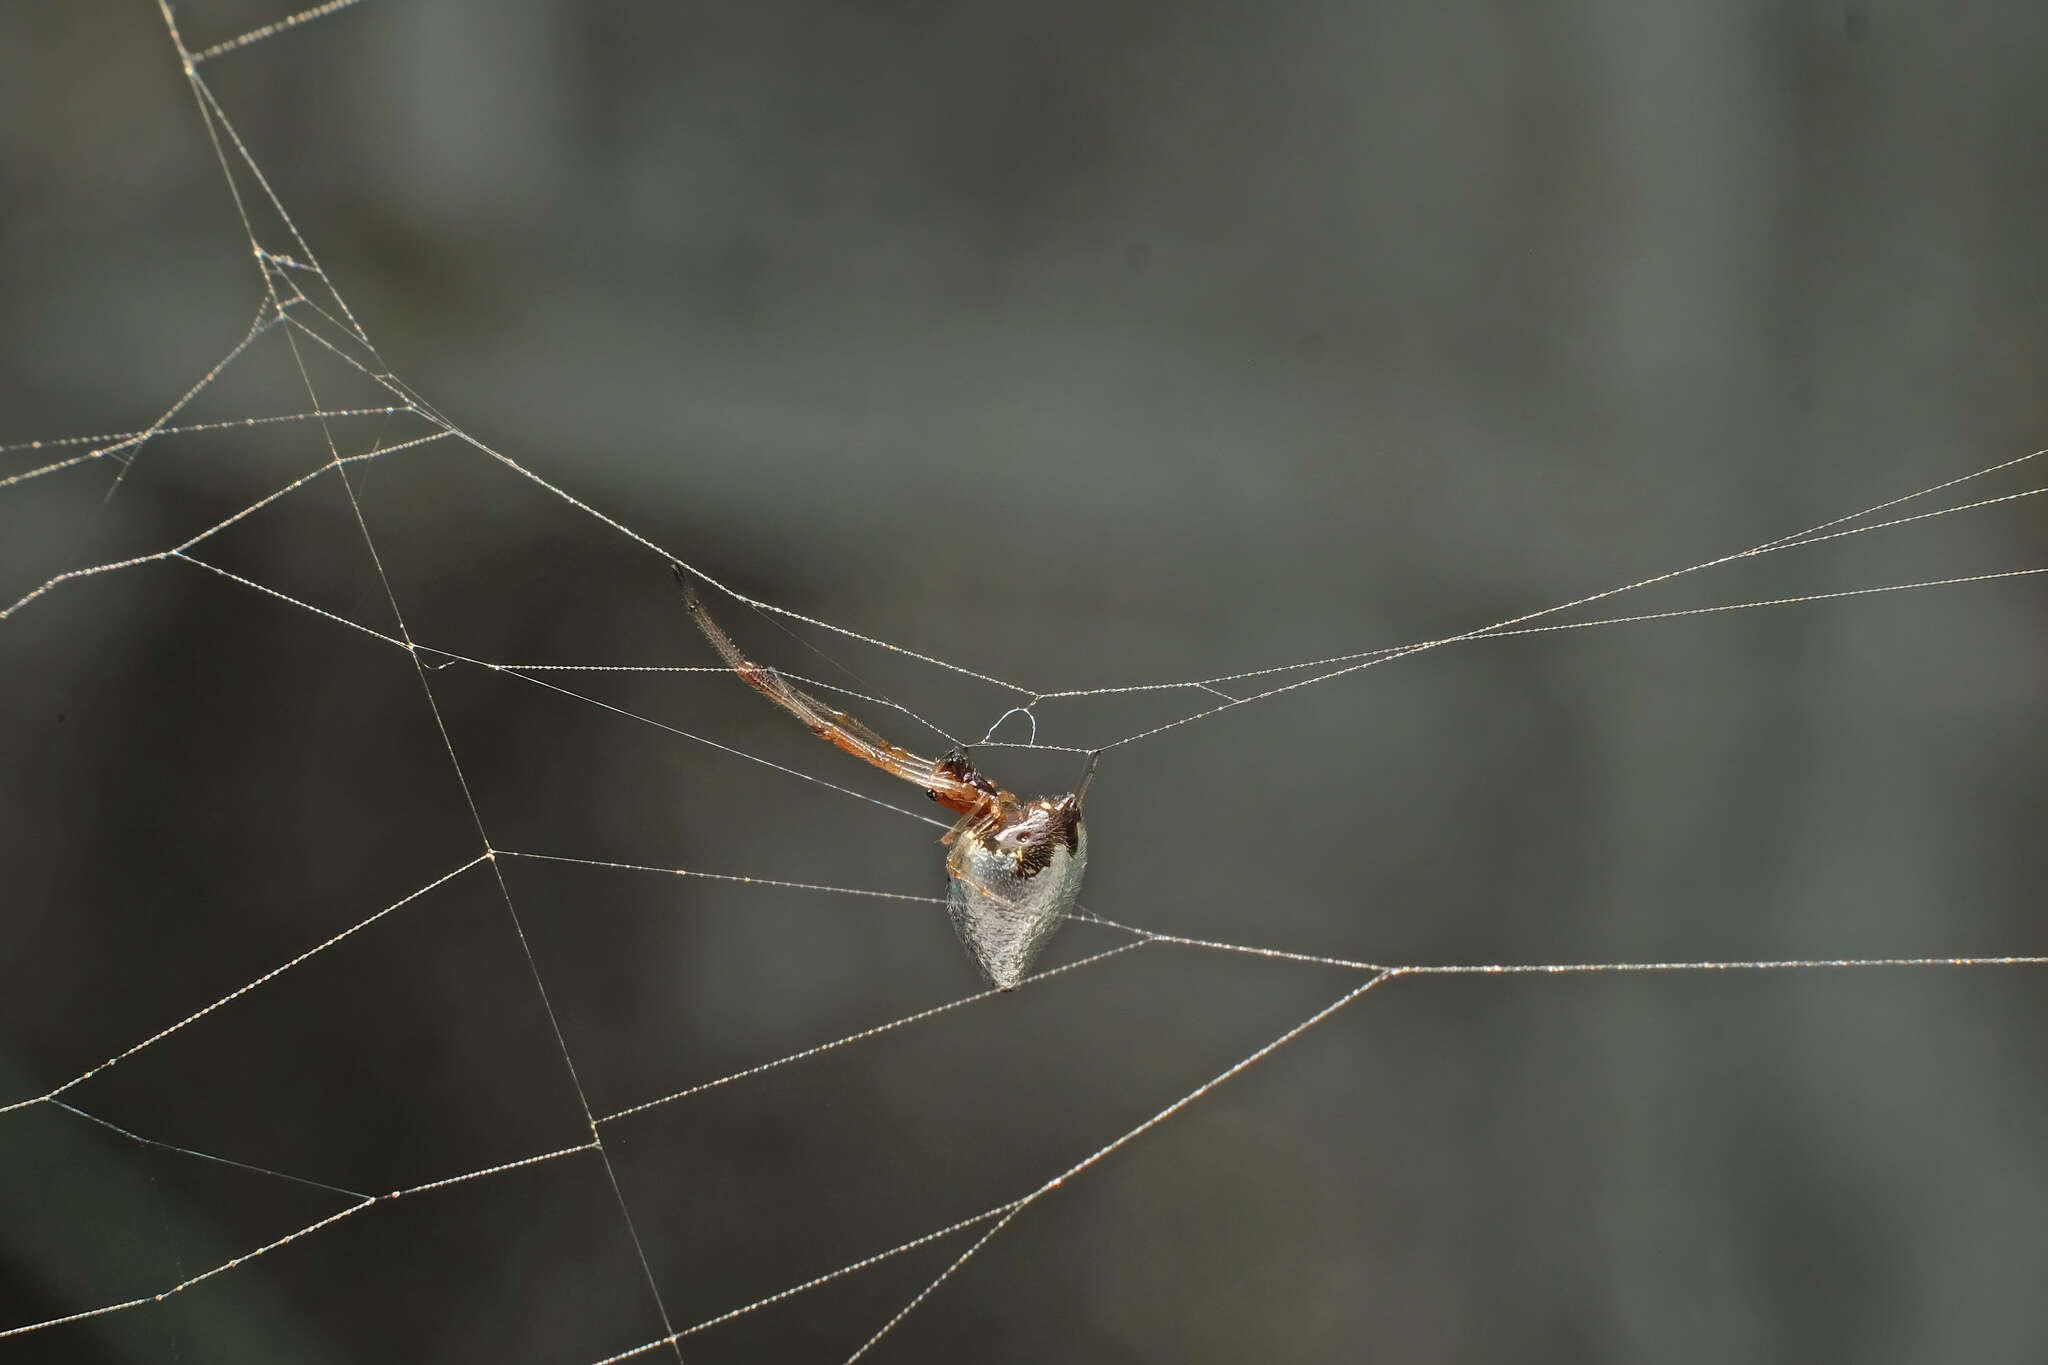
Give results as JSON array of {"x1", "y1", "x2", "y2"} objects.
[
  {"x1": 983, "y1": 797, "x2": 1082, "y2": 879},
  {"x1": 1013, "y1": 829, "x2": 1057, "y2": 877}
]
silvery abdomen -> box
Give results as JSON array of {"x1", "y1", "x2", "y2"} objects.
[{"x1": 945, "y1": 810, "x2": 1088, "y2": 990}]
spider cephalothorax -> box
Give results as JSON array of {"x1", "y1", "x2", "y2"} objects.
[
  {"x1": 929, "y1": 746, "x2": 1000, "y2": 806},
  {"x1": 677, "y1": 567, "x2": 1096, "y2": 988}
]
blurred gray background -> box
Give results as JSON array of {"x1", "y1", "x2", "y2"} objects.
[{"x1": 3, "y1": 1, "x2": 2045, "y2": 1361}]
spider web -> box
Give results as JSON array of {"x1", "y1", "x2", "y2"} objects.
[{"x1": 5, "y1": 3, "x2": 2048, "y2": 1361}]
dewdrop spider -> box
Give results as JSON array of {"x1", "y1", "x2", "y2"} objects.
[{"x1": 675, "y1": 566, "x2": 1098, "y2": 988}]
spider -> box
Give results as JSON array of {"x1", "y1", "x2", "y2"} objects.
[{"x1": 675, "y1": 566, "x2": 1097, "y2": 989}]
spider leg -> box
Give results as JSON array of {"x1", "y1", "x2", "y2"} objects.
[
  {"x1": 945, "y1": 847, "x2": 1005, "y2": 904},
  {"x1": 675, "y1": 567, "x2": 992, "y2": 814},
  {"x1": 1073, "y1": 750, "x2": 1101, "y2": 808}
]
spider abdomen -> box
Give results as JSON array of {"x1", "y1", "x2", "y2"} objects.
[{"x1": 946, "y1": 805, "x2": 1088, "y2": 991}]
